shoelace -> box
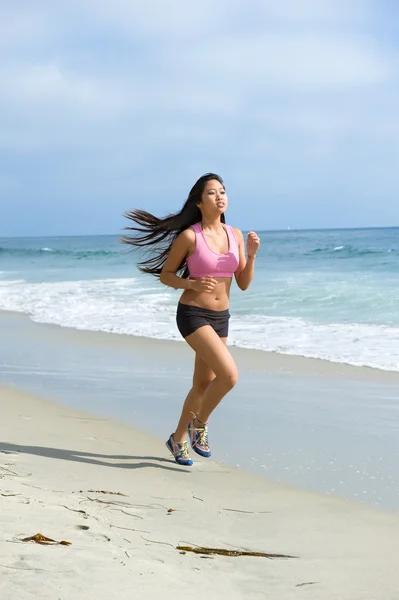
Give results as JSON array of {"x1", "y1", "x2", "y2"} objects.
[
  {"x1": 192, "y1": 425, "x2": 208, "y2": 448},
  {"x1": 189, "y1": 414, "x2": 209, "y2": 449},
  {"x1": 177, "y1": 441, "x2": 190, "y2": 459}
]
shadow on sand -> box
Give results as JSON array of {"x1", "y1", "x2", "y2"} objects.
[{"x1": 0, "y1": 442, "x2": 189, "y2": 474}]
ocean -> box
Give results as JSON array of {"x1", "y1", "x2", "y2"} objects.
[{"x1": 1, "y1": 227, "x2": 399, "y2": 372}]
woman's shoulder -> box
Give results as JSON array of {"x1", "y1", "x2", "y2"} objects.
[
  {"x1": 181, "y1": 225, "x2": 197, "y2": 237},
  {"x1": 176, "y1": 227, "x2": 196, "y2": 244},
  {"x1": 229, "y1": 225, "x2": 244, "y2": 240}
]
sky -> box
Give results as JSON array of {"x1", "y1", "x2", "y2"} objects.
[{"x1": 1, "y1": 0, "x2": 399, "y2": 237}]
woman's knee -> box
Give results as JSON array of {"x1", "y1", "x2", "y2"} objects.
[{"x1": 220, "y1": 368, "x2": 239, "y2": 391}]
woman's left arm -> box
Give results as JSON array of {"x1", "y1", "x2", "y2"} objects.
[{"x1": 234, "y1": 228, "x2": 260, "y2": 291}]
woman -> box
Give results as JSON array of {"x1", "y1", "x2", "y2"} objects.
[{"x1": 122, "y1": 173, "x2": 260, "y2": 466}]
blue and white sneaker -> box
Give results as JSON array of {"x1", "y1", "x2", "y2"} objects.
[
  {"x1": 165, "y1": 434, "x2": 193, "y2": 466},
  {"x1": 188, "y1": 419, "x2": 212, "y2": 458}
]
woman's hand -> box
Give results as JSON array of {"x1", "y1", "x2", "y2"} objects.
[
  {"x1": 246, "y1": 231, "x2": 260, "y2": 258},
  {"x1": 190, "y1": 277, "x2": 219, "y2": 293}
]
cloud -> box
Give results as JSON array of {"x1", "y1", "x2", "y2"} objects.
[
  {"x1": 1, "y1": 63, "x2": 128, "y2": 115},
  {"x1": 168, "y1": 33, "x2": 390, "y2": 89},
  {"x1": 77, "y1": 0, "x2": 373, "y2": 34},
  {"x1": 255, "y1": 0, "x2": 373, "y2": 24}
]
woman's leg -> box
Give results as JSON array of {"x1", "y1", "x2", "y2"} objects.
[
  {"x1": 184, "y1": 326, "x2": 238, "y2": 424},
  {"x1": 173, "y1": 337, "x2": 227, "y2": 443}
]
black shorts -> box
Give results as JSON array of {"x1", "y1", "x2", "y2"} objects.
[{"x1": 176, "y1": 303, "x2": 230, "y2": 339}]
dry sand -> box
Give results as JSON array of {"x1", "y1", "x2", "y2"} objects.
[{"x1": 1, "y1": 385, "x2": 399, "y2": 599}]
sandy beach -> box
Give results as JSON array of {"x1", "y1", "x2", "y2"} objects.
[
  {"x1": 1, "y1": 385, "x2": 399, "y2": 600},
  {"x1": 1, "y1": 310, "x2": 399, "y2": 512}
]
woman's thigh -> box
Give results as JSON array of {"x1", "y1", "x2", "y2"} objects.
[
  {"x1": 192, "y1": 336, "x2": 227, "y2": 390},
  {"x1": 185, "y1": 326, "x2": 237, "y2": 381}
]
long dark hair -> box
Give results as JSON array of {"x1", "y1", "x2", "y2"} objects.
[{"x1": 121, "y1": 173, "x2": 226, "y2": 279}]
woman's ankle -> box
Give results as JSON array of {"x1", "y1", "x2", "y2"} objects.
[{"x1": 172, "y1": 432, "x2": 181, "y2": 443}]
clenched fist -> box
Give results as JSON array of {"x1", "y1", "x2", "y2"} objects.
[
  {"x1": 190, "y1": 276, "x2": 219, "y2": 293},
  {"x1": 246, "y1": 231, "x2": 260, "y2": 258}
]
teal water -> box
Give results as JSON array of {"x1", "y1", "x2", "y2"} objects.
[{"x1": 1, "y1": 227, "x2": 399, "y2": 370}]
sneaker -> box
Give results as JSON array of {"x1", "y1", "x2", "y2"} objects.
[
  {"x1": 188, "y1": 419, "x2": 212, "y2": 458},
  {"x1": 165, "y1": 434, "x2": 193, "y2": 466}
]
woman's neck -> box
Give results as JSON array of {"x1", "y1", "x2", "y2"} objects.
[{"x1": 201, "y1": 217, "x2": 223, "y2": 232}]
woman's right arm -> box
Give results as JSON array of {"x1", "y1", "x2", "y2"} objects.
[{"x1": 159, "y1": 230, "x2": 196, "y2": 290}]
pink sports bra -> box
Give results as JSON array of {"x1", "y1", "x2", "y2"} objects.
[{"x1": 186, "y1": 222, "x2": 240, "y2": 278}]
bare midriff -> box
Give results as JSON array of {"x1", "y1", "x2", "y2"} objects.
[{"x1": 180, "y1": 277, "x2": 232, "y2": 311}]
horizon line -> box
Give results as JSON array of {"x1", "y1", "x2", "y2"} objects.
[{"x1": 0, "y1": 225, "x2": 398, "y2": 240}]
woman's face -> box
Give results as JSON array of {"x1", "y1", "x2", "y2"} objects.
[{"x1": 198, "y1": 179, "x2": 228, "y2": 217}]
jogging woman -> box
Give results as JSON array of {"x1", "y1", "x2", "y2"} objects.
[{"x1": 122, "y1": 173, "x2": 260, "y2": 466}]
